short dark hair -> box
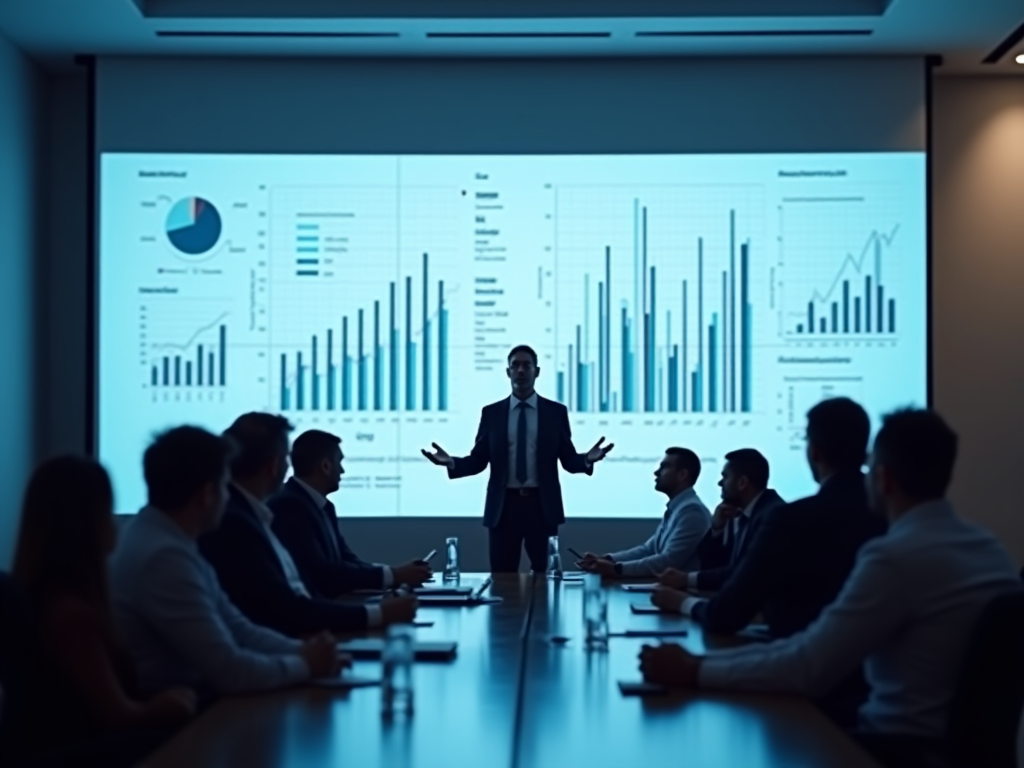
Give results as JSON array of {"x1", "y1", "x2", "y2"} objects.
[
  {"x1": 665, "y1": 447, "x2": 701, "y2": 483},
  {"x1": 292, "y1": 429, "x2": 342, "y2": 476},
  {"x1": 873, "y1": 408, "x2": 958, "y2": 499},
  {"x1": 724, "y1": 448, "x2": 770, "y2": 490},
  {"x1": 806, "y1": 397, "x2": 870, "y2": 469},
  {"x1": 224, "y1": 412, "x2": 293, "y2": 478},
  {"x1": 144, "y1": 426, "x2": 235, "y2": 510},
  {"x1": 507, "y1": 345, "x2": 538, "y2": 366}
]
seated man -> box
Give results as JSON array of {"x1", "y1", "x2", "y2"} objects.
[
  {"x1": 640, "y1": 408, "x2": 1021, "y2": 765},
  {"x1": 660, "y1": 448, "x2": 784, "y2": 593},
  {"x1": 111, "y1": 426, "x2": 345, "y2": 695},
  {"x1": 651, "y1": 398, "x2": 886, "y2": 640},
  {"x1": 199, "y1": 413, "x2": 417, "y2": 637},
  {"x1": 270, "y1": 429, "x2": 431, "y2": 596},
  {"x1": 579, "y1": 448, "x2": 711, "y2": 578}
]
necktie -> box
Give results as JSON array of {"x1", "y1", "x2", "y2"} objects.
[
  {"x1": 516, "y1": 402, "x2": 528, "y2": 484},
  {"x1": 322, "y1": 500, "x2": 341, "y2": 560},
  {"x1": 730, "y1": 514, "x2": 749, "y2": 565}
]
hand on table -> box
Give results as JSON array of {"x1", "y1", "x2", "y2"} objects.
[
  {"x1": 585, "y1": 437, "x2": 615, "y2": 465},
  {"x1": 639, "y1": 643, "x2": 701, "y2": 688},
  {"x1": 392, "y1": 560, "x2": 432, "y2": 588},
  {"x1": 380, "y1": 594, "x2": 419, "y2": 625},
  {"x1": 421, "y1": 443, "x2": 455, "y2": 469},
  {"x1": 658, "y1": 568, "x2": 690, "y2": 590},
  {"x1": 301, "y1": 632, "x2": 349, "y2": 678},
  {"x1": 651, "y1": 585, "x2": 688, "y2": 614}
]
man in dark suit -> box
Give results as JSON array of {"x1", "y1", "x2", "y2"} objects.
[
  {"x1": 422, "y1": 345, "x2": 613, "y2": 572},
  {"x1": 658, "y1": 448, "x2": 784, "y2": 593},
  {"x1": 200, "y1": 413, "x2": 417, "y2": 637},
  {"x1": 269, "y1": 429, "x2": 432, "y2": 596}
]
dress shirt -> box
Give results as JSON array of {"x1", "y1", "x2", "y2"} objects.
[
  {"x1": 110, "y1": 506, "x2": 309, "y2": 695},
  {"x1": 236, "y1": 484, "x2": 312, "y2": 598},
  {"x1": 686, "y1": 491, "x2": 763, "y2": 589},
  {"x1": 697, "y1": 499, "x2": 1020, "y2": 737},
  {"x1": 506, "y1": 392, "x2": 539, "y2": 488},
  {"x1": 292, "y1": 477, "x2": 394, "y2": 588},
  {"x1": 606, "y1": 487, "x2": 712, "y2": 576}
]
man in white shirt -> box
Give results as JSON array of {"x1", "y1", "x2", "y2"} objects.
[
  {"x1": 639, "y1": 408, "x2": 1020, "y2": 756},
  {"x1": 578, "y1": 448, "x2": 711, "y2": 578},
  {"x1": 199, "y1": 413, "x2": 417, "y2": 637},
  {"x1": 111, "y1": 426, "x2": 345, "y2": 695},
  {"x1": 270, "y1": 429, "x2": 432, "y2": 596}
]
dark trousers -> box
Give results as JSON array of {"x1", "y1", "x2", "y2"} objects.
[{"x1": 489, "y1": 489, "x2": 557, "y2": 573}]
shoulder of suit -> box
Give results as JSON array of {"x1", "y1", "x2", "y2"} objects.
[{"x1": 537, "y1": 395, "x2": 567, "y2": 412}]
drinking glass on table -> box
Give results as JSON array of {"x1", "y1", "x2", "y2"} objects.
[
  {"x1": 381, "y1": 624, "x2": 415, "y2": 719},
  {"x1": 547, "y1": 535, "x2": 563, "y2": 579},
  {"x1": 583, "y1": 573, "x2": 609, "y2": 650},
  {"x1": 443, "y1": 537, "x2": 460, "y2": 583}
]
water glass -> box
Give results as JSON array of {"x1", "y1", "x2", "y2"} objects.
[
  {"x1": 546, "y1": 535, "x2": 563, "y2": 579},
  {"x1": 443, "y1": 536, "x2": 460, "y2": 582},
  {"x1": 583, "y1": 573, "x2": 609, "y2": 649},
  {"x1": 381, "y1": 624, "x2": 415, "y2": 718}
]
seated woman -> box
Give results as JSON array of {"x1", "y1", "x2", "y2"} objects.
[{"x1": 9, "y1": 455, "x2": 196, "y2": 766}]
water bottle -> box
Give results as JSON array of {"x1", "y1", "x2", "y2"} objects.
[
  {"x1": 443, "y1": 537, "x2": 460, "y2": 583},
  {"x1": 381, "y1": 624, "x2": 415, "y2": 719},
  {"x1": 546, "y1": 535, "x2": 563, "y2": 579},
  {"x1": 583, "y1": 573, "x2": 609, "y2": 650}
]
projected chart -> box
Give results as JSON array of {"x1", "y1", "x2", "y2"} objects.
[
  {"x1": 100, "y1": 152, "x2": 926, "y2": 516},
  {"x1": 166, "y1": 196, "x2": 222, "y2": 256}
]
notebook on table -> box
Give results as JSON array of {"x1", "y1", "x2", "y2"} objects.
[{"x1": 337, "y1": 639, "x2": 458, "y2": 661}]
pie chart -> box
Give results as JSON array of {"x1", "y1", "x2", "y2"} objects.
[{"x1": 166, "y1": 197, "x2": 222, "y2": 256}]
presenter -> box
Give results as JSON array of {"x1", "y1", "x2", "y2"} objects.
[{"x1": 422, "y1": 345, "x2": 613, "y2": 572}]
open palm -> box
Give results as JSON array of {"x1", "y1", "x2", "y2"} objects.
[
  {"x1": 585, "y1": 437, "x2": 614, "y2": 464},
  {"x1": 421, "y1": 442, "x2": 454, "y2": 468}
]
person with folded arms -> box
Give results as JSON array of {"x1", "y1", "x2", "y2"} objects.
[
  {"x1": 639, "y1": 408, "x2": 1021, "y2": 767},
  {"x1": 657, "y1": 448, "x2": 784, "y2": 593},
  {"x1": 270, "y1": 429, "x2": 431, "y2": 597},
  {"x1": 111, "y1": 426, "x2": 346, "y2": 697},
  {"x1": 200, "y1": 413, "x2": 417, "y2": 637},
  {"x1": 578, "y1": 448, "x2": 711, "y2": 578}
]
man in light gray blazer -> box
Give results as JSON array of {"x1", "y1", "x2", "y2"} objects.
[
  {"x1": 639, "y1": 409, "x2": 1020, "y2": 753},
  {"x1": 580, "y1": 447, "x2": 711, "y2": 578}
]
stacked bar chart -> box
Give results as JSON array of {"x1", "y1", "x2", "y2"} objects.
[
  {"x1": 555, "y1": 203, "x2": 754, "y2": 415},
  {"x1": 279, "y1": 253, "x2": 449, "y2": 412}
]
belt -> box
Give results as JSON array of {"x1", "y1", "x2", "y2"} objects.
[{"x1": 506, "y1": 487, "x2": 540, "y2": 497}]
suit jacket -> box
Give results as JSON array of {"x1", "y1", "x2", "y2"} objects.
[
  {"x1": 449, "y1": 395, "x2": 591, "y2": 528},
  {"x1": 694, "y1": 489, "x2": 785, "y2": 591},
  {"x1": 693, "y1": 471, "x2": 887, "y2": 638},
  {"x1": 269, "y1": 478, "x2": 385, "y2": 596},
  {"x1": 606, "y1": 487, "x2": 712, "y2": 576},
  {"x1": 199, "y1": 486, "x2": 369, "y2": 636}
]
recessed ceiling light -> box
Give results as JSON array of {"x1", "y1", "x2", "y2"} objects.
[{"x1": 1016, "y1": 53, "x2": 1024, "y2": 64}]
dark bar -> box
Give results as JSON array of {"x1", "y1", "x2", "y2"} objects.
[
  {"x1": 888, "y1": 298, "x2": 896, "y2": 333},
  {"x1": 151, "y1": 366, "x2": 158, "y2": 386},
  {"x1": 854, "y1": 297, "x2": 862, "y2": 333},
  {"x1": 358, "y1": 309, "x2": 366, "y2": 411},
  {"x1": 280, "y1": 353, "x2": 288, "y2": 411},
  {"x1": 439, "y1": 281, "x2": 447, "y2": 411},
  {"x1": 406, "y1": 276, "x2": 414, "y2": 410},
  {"x1": 576, "y1": 325, "x2": 583, "y2": 412},
  {"x1": 296, "y1": 352, "x2": 304, "y2": 410},
  {"x1": 650, "y1": 266, "x2": 657, "y2": 412},
  {"x1": 342, "y1": 316, "x2": 350, "y2": 410},
  {"x1": 691, "y1": 371, "x2": 699, "y2": 412},
  {"x1": 708, "y1": 317, "x2": 717, "y2": 413},
  {"x1": 642, "y1": 312, "x2": 650, "y2": 412},
  {"x1": 807, "y1": 302, "x2": 815, "y2": 334},
  {"x1": 389, "y1": 282, "x2": 398, "y2": 411},
  {"x1": 621, "y1": 307, "x2": 629, "y2": 413},
  {"x1": 568, "y1": 344, "x2": 574, "y2": 411},
  {"x1": 208, "y1": 353, "x2": 214, "y2": 387},
  {"x1": 797, "y1": 324, "x2": 804, "y2": 333},
  {"x1": 374, "y1": 300, "x2": 382, "y2": 411},
  {"x1": 197, "y1": 344, "x2": 204, "y2": 386},
  {"x1": 741, "y1": 243, "x2": 751, "y2": 413},
  {"x1": 682, "y1": 280, "x2": 688, "y2": 413},
  {"x1": 219, "y1": 325, "x2": 226, "y2": 386},
  {"x1": 721, "y1": 271, "x2": 728, "y2": 412},
  {"x1": 865, "y1": 275, "x2": 872, "y2": 333},
  {"x1": 729, "y1": 210, "x2": 736, "y2": 413},
  {"x1": 185, "y1": 361, "x2": 192, "y2": 386},
  {"x1": 831, "y1": 302, "x2": 838, "y2": 333},
  {"x1": 843, "y1": 280, "x2": 850, "y2": 334},
  {"x1": 669, "y1": 345, "x2": 679, "y2": 411},
  {"x1": 311, "y1": 335, "x2": 319, "y2": 410},
  {"x1": 820, "y1": 318, "x2": 827, "y2": 334},
  {"x1": 327, "y1": 328, "x2": 335, "y2": 410},
  {"x1": 162, "y1": 357, "x2": 169, "y2": 386},
  {"x1": 697, "y1": 238, "x2": 704, "y2": 412},
  {"x1": 598, "y1": 281, "x2": 604, "y2": 411},
  {"x1": 174, "y1": 356, "x2": 181, "y2": 386},
  {"x1": 422, "y1": 253, "x2": 430, "y2": 411},
  {"x1": 877, "y1": 285, "x2": 884, "y2": 333},
  {"x1": 605, "y1": 246, "x2": 611, "y2": 411}
]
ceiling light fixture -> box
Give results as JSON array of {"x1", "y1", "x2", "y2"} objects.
[{"x1": 1016, "y1": 53, "x2": 1024, "y2": 64}]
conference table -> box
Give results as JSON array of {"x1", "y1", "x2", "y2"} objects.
[{"x1": 141, "y1": 574, "x2": 880, "y2": 768}]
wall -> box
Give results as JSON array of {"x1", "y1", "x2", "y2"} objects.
[
  {"x1": 0, "y1": 32, "x2": 41, "y2": 568},
  {"x1": 932, "y1": 75, "x2": 1024, "y2": 564}
]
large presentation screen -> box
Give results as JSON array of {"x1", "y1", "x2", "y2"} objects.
[{"x1": 99, "y1": 152, "x2": 926, "y2": 515}]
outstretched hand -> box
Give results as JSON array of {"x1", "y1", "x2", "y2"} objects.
[
  {"x1": 421, "y1": 442, "x2": 454, "y2": 468},
  {"x1": 585, "y1": 436, "x2": 615, "y2": 465}
]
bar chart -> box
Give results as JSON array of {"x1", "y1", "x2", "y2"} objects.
[
  {"x1": 278, "y1": 253, "x2": 450, "y2": 413},
  {"x1": 553, "y1": 188, "x2": 762, "y2": 415},
  {"x1": 145, "y1": 312, "x2": 228, "y2": 389}
]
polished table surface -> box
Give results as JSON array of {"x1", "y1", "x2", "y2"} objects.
[{"x1": 141, "y1": 574, "x2": 880, "y2": 768}]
